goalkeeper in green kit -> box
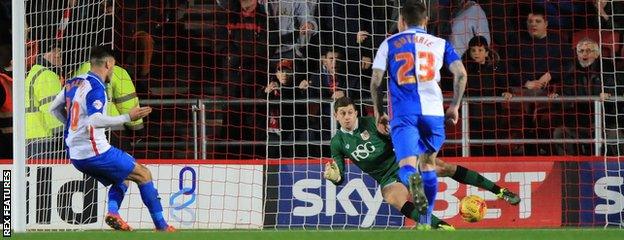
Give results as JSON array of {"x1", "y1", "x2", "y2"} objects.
[{"x1": 324, "y1": 97, "x2": 520, "y2": 230}]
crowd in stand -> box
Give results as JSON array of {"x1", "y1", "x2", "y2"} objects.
[
  {"x1": 259, "y1": 0, "x2": 624, "y2": 157},
  {"x1": 1, "y1": 0, "x2": 623, "y2": 159}
]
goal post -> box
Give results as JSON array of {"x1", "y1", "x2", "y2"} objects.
[
  {"x1": 598, "y1": 0, "x2": 624, "y2": 228},
  {"x1": 11, "y1": 0, "x2": 115, "y2": 231},
  {"x1": 7, "y1": 0, "x2": 624, "y2": 232},
  {"x1": 11, "y1": 0, "x2": 27, "y2": 233}
]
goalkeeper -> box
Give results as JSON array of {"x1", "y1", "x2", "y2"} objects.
[{"x1": 325, "y1": 97, "x2": 520, "y2": 229}]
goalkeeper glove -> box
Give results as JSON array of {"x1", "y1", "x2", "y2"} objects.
[{"x1": 324, "y1": 161, "x2": 341, "y2": 183}]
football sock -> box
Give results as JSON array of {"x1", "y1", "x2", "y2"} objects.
[
  {"x1": 138, "y1": 181, "x2": 168, "y2": 229},
  {"x1": 397, "y1": 165, "x2": 418, "y2": 187},
  {"x1": 107, "y1": 182, "x2": 128, "y2": 215},
  {"x1": 400, "y1": 201, "x2": 441, "y2": 226},
  {"x1": 452, "y1": 165, "x2": 501, "y2": 194},
  {"x1": 420, "y1": 170, "x2": 438, "y2": 225}
]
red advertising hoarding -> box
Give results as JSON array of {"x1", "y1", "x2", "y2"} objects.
[{"x1": 404, "y1": 161, "x2": 562, "y2": 228}]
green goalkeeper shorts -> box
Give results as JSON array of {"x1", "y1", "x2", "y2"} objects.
[
  {"x1": 379, "y1": 174, "x2": 399, "y2": 189},
  {"x1": 377, "y1": 164, "x2": 400, "y2": 188}
]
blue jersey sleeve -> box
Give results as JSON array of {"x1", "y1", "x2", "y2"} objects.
[
  {"x1": 86, "y1": 87, "x2": 106, "y2": 116},
  {"x1": 443, "y1": 41, "x2": 460, "y2": 66}
]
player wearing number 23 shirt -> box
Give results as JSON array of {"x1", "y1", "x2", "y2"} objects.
[
  {"x1": 371, "y1": 23, "x2": 462, "y2": 159},
  {"x1": 369, "y1": 0, "x2": 467, "y2": 229}
]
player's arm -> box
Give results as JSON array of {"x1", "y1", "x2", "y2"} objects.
[
  {"x1": 49, "y1": 88, "x2": 67, "y2": 123},
  {"x1": 445, "y1": 60, "x2": 467, "y2": 124},
  {"x1": 448, "y1": 60, "x2": 467, "y2": 108},
  {"x1": 325, "y1": 138, "x2": 346, "y2": 185},
  {"x1": 444, "y1": 41, "x2": 467, "y2": 125},
  {"x1": 87, "y1": 88, "x2": 151, "y2": 128},
  {"x1": 370, "y1": 69, "x2": 385, "y2": 118},
  {"x1": 370, "y1": 40, "x2": 390, "y2": 134}
]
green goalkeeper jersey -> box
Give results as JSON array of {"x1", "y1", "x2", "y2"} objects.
[{"x1": 330, "y1": 116, "x2": 399, "y2": 187}]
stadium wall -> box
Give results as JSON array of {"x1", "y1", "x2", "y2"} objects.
[
  {"x1": 1, "y1": 157, "x2": 621, "y2": 229},
  {"x1": 0, "y1": 161, "x2": 264, "y2": 230},
  {"x1": 264, "y1": 157, "x2": 623, "y2": 229}
]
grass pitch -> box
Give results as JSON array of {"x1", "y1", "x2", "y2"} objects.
[{"x1": 9, "y1": 228, "x2": 623, "y2": 240}]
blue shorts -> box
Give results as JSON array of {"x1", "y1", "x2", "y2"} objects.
[
  {"x1": 71, "y1": 146, "x2": 136, "y2": 186},
  {"x1": 390, "y1": 115, "x2": 446, "y2": 161}
]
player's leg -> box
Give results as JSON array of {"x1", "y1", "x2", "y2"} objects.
[
  {"x1": 105, "y1": 180, "x2": 132, "y2": 231},
  {"x1": 70, "y1": 150, "x2": 133, "y2": 231},
  {"x1": 107, "y1": 180, "x2": 130, "y2": 215},
  {"x1": 390, "y1": 116, "x2": 428, "y2": 214},
  {"x1": 381, "y1": 182, "x2": 454, "y2": 230},
  {"x1": 417, "y1": 152, "x2": 438, "y2": 228},
  {"x1": 126, "y1": 163, "x2": 175, "y2": 232},
  {"x1": 415, "y1": 116, "x2": 446, "y2": 228},
  {"x1": 435, "y1": 159, "x2": 521, "y2": 205},
  {"x1": 395, "y1": 156, "x2": 428, "y2": 214}
]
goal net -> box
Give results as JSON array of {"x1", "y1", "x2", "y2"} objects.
[
  {"x1": 19, "y1": 0, "x2": 113, "y2": 230},
  {"x1": 12, "y1": 0, "x2": 266, "y2": 231},
  {"x1": 597, "y1": 0, "x2": 624, "y2": 228},
  {"x1": 8, "y1": 0, "x2": 623, "y2": 232},
  {"x1": 263, "y1": 0, "x2": 624, "y2": 229}
]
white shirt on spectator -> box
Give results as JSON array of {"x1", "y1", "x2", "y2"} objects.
[{"x1": 450, "y1": 1, "x2": 491, "y2": 56}]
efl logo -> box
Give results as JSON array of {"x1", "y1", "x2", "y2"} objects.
[{"x1": 2, "y1": 170, "x2": 10, "y2": 237}]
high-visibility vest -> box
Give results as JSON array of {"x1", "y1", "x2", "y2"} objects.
[
  {"x1": 74, "y1": 63, "x2": 143, "y2": 131},
  {"x1": 25, "y1": 64, "x2": 63, "y2": 139},
  {"x1": 0, "y1": 73, "x2": 12, "y2": 134}
]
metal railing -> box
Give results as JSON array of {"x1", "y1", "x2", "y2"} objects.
[{"x1": 140, "y1": 96, "x2": 616, "y2": 158}]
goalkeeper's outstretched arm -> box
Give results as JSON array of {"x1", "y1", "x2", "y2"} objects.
[{"x1": 326, "y1": 138, "x2": 346, "y2": 185}]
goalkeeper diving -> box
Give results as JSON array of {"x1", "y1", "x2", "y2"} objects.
[{"x1": 324, "y1": 97, "x2": 520, "y2": 229}]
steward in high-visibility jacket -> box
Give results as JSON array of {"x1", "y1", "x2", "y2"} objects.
[
  {"x1": 74, "y1": 63, "x2": 144, "y2": 131},
  {"x1": 25, "y1": 57, "x2": 63, "y2": 139}
]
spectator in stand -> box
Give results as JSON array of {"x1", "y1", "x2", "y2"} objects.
[
  {"x1": 507, "y1": 7, "x2": 573, "y2": 92},
  {"x1": 317, "y1": 0, "x2": 389, "y2": 116},
  {"x1": 267, "y1": 0, "x2": 318, "y2": 59},
  {"x1": 266, "y1": 1, "x2": 319, "y2": 152},
  {"x1": 116, "y1": 0, "x2": 162, "y2": 79},
  {"x1": 504, "y1": 7, "x2": 573, "y2": 155},
  {"x1": 263, "y1": 59, "x2": 296, "y2": 157},
  {"x1": 25, "y1": 42, "x2": 64, "y2": 158},
  {"x1": 220, "y1": 0, "x2": 268, "y2": 99},
  {"x1": 461, "y1": 36, "x2": 511, "y2": 156},
  {"x1": 213, "y1": 0, "x2": 269, "y2": 143},
  {"x1": 298, "y1": 48, "x2": 346, "y2": 149},
  {"x1": 450, "y1": 1, "x2": 491, "y2": 57},
  {"x1": 557, "y1": 38, "x2": 623, "y2": 155}
]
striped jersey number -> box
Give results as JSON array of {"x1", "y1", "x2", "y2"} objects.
[
  {"x1": 395, "y1": 52, "x2": 415, "y2": 85},
  {"x1": 66, "y1": 98, "x2": 80, "y2": 131},
  {"x1": 417, "y1": 51, "x2": 435, "y2": 82},
  {"x1": 395, "y1": 51, "x2": 435, "y2": 85}
]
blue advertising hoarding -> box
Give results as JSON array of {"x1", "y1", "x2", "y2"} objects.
[
  {"x1": 577, "y1": 161, "x2": 624, "y2": 226},
  {"x1": 275, "y1": 163, "x2": 405, "y2": 228}
]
